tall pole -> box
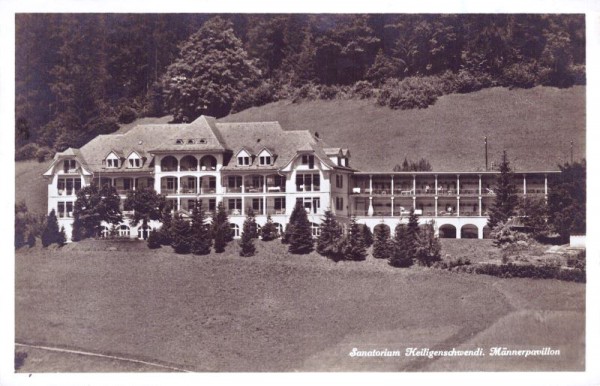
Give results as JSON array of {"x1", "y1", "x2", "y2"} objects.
[{"x1": 484, "y1": 136, "x2": 488, "y2": 171}]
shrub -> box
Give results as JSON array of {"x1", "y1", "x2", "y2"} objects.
[
  {"x1": 318, "y1": 85, "x2": 338, "y2": 100},
  {"x1": 569, "y1": 64, "x2": 586, "y2": 85},
  {"x1": 27, "y1": 232, "x2": 36, "y2": 247},
  {"x1": 41, "y1": 209, "x2": 62, "y2": 247},
  {"x1": 378, "y1": 77, "x2": 438, "y2": 110},
  {"x1": 291, "y1": 83, "x2": 319, "y2": 103},
  {"x1": 490, "y1": 221, "x2": 530, "y2": 247},
  {"x1": 501, "y1": 62, "x2": 538, "y2": 89},
  {"x1": 454, "y1": 70, "x2": 493, "y2": 93},
  {"x1": 352, "y1": 80, "x2": 374, "y2": 99},
  {"x1": 15, "y1": 143, "x2": 40, "y2": 161},
  {"x1": 261, "y1": 215, "x2": 279, "y2": 241},
  {"x1": 567, "y1": 250, "x2": 586, "y2": 270},
  {"x1": 147, "y1": 229, "x2": 162, "y2": 249},
  {"x1": 472, "y1": 263, "x2": 585, "y2": 283},
  {"x1": 35, "y1": 146, "x2": 54, "y2": 162},
  {"x1": 361, "y1": 225, "x2": 373, "y2": 248},
  {"x1": 15, "y1": 351, "x2": 28, "y2": 370},
  {"x1": 231, "y1": 81, "x2": 278, "y2": 113},
  {"x1": 118, "y1": 106, "x2": 138, "y2": 124}
]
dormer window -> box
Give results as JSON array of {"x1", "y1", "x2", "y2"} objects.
[
  {"x1": 106, "y1": 152, "x2": 120, "y2": 168},
  {"x1": 259, "y1": 156, "x2": 271, "y2": 165},
  {"x1": 175, "y1": 139, "x2": 184, "y2": 145},
  {"x1": 63, "y1": 159, "x2": 77, "y2": 173},
  {"x1": 236, "y1": 149, "x2": 252, "y2": 166},
  {"x1": 301, "y1": 154, "x2": 315, "y2": 169},
  {"x1": 128, "y1": 158, "x2": 141, "y2": 168},
  {"x1": 187, "y1": 139, "x2": 195, "y2": 144}
]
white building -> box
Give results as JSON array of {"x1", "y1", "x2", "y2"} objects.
[{"x1": 43, "y1": 115, "x2": 559, "y2": 241}]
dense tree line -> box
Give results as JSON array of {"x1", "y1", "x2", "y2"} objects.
[{"x1": 16, "y1": 14, "x2": 585, "y2": 156}]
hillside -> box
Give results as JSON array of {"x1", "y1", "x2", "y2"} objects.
[
  {"x1": 15, "y1": 86, "x2": 585, "y2": 215},
  {"x1": 220, "y1": 86, "x2": 585, "y2": 172}
]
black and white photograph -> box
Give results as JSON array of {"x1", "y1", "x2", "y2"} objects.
[{"x1": 2, "y1": 2, "x2": 599, "y2": 385}]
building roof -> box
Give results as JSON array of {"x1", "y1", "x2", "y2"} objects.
[{"x1": 50, "y1": 116, "x2": 354, "y2": 174}]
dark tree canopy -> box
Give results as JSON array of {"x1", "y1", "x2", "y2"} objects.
[
  {"x1": 547, "y1": 160, "x2": 586, "y2": 240},
  {"x1": 161, "y1": 16, "x2": 260, "y2": 121},
  {"x1": 124, "y1": 187, "x2": 167, "y2": 228},
  {"x1": 16, "y1": 14, "x2": 585, "y2": 159},
  {"x1": 72, "y1": 183, "x2": 122, "y2": 240}
]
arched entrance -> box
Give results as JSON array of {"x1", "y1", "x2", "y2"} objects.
[
  {"x1": 461, "y1": 224, "x2": 479, "y2": 239},
  {"x1": 438, "y1": 224, "x2": 457, "y2": 238}
]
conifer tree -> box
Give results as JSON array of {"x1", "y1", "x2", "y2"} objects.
[
  {"x1": 488, "y1": 150, "x2": 518, "y2": 229},
  {"x1": 190, "y1": 200, "x2": 212, "y2": 255},
  {"x1": 41, "y1": 209, "x2": 61, "y2": 247},
  {"x1": 389, "y1": 224, "x2": 413, "y2": 267},
  {"x1": 27, "y1": 232, "x2": 36, "y2": 247},
  {"x1": 288, "y1": 201, "x2": 314, "y2": 254},
  {"x1": 261, "y1": 214, "x2": 279, "y2": 241},
  {"x1": 373, "y1": 224, "x2": 392, "y2": 259},
  {"x1": 404, "y1": 209, "x2": 420, "y2": 259},
  {"x1": 316, "y1": 210, "x2": 343, "y2": 259},
  {"x1": 342, "y1": 217, "x2": 367, "y2": 261},
  {"x1": 282, "y1": 200, "x2": 303, "y2": 244},
  {"x1": 158, "y1": 204, "x2": 174, "y2": 246},
  {"x1": 170, "y1": 214, "x2": 191, "y2": 254},
  {"x1": 212, "y1": 201, "x2": 231, "y2": 253},
  {"x1": 415, "y1": 221, "x2": 441, "y2": 266},
  {"x1": 361, "y1": 224, "x2": 374, "y2": 247},
  {"x1": 240, "y1": 209, "x2": 257, "y2": 257}
]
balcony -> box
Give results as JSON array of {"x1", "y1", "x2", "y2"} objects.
[{"x1": 223, "y1": 186, "x2": 242, "y2": 193}]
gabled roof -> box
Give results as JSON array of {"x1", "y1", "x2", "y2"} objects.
[{"x1": 43, "y1": 148, "x2": 93, "y2": 176}]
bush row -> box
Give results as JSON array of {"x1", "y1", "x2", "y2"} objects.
[{"x1": 436, "y1": 261, "x2": 585, "y2": 283}]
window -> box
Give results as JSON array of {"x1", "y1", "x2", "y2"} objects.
[
  {"x1": 63, "y1": 159, "x2": 77, "y2": 173},
  {"x1": 57, "y1": 201, "x2": 74, "y2": 218},
  {"x1": 58, "y1": 177, "x2": 81, "y2": 195},
  {"x1": 165, "y1": 177, "x2": 177, "y2": 191},
  {"x1": 187, "y1": 139, "x2": 195, "y2": 144},
  {"x1": 187, "y1": 200, "x2": 196, "y2": 212},
  {"x1": 336, "y1": 174, "x2": 344, "y2": 188},
  {"x1": 100, "y1": 226, "x2": 110, "y2": 238},
  {"x1": 336, "y1": 197, "x2": 344, "y2": 211},
  {"x1": 118, "y1": 225, "x2": 130, "y2": 237},
  {"x1": 301, "y1": 154, "x2": 315, "y2": 169},
  {"x1": 128, "y1": 158, "x2": 141, "y2": 168},
  {"x1": 296, "y1": 173, "x2": 320, "y2": 192},
  {"x1": 107, "y1": 157, "x2": 120, "y2": 168},
  {"x1": 208, "y1": 199, "x2": 216, "y2": 211},
  {"x1": 230, "y1": 223, "x2": 240, "y2": 238},
  {"x1": 274, "y1": 197, "x2": 286, "y2": 212},
  {"x1": 296, "y1": 197, "x2": 320, "y2": 214},
  {"x1": 228, "y1": 176, "x2": 242, "y2": 190},
  {"x1": 175, "y1": 139, "x2": 184, "y2": 144},
  {"x1": 238, "y1": 156, "x2": 250, "y2": 166},
  {"x1": 259, "y1": 155, "x2": 271, "y2": 165},
  {"x1": 311, "y1": 223, "x2": 321, "y2": 237},
  {"x1": 123, "y1": 178, "x2": 132, "y2": 191},
  {"x1": 228, "y1": 199, "x2": 242, "y2": 215},
  {"x1": 252, "y1": 198, "x2": 263, "y2": 213}
]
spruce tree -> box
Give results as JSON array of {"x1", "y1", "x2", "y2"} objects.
[
  {"x1": 170, "y1": 214, "x2": 191, "y2": 254},
  {"x1": 212, "y1": 202, "x2": 231, "y2": 253},
  {"x1": 342, "y1": 217, "x2": 367, "y2": 261},
  {"x1": 190, "y1": 200, "x2": 212, "y2": 255},
  {"x1": 373, "y1": 224, "x2": 392, "y2": 259},
  {"x1": 282, "y1": 200, "x2": 302, "y2": 244},
  {"x1": 41, "y1": 209, "x2": 60, "y2": 247},
  {"x1": 415, "y1": 221, "x2": 441, "y2": 266},
  {"x1": 261, "y1": 215, "x2": 279, "y2": 241},
  {"x1": 240, "y1": 210, "x2": 257, "y2": 257},
  {"x1": 27, "y1": 232, "x2": 36, "y2": 247},
  {"x1": 488, "y1": 150, "x2": 518, "y2": 229},
  {"x1": 316, "y1": 210, "x2": 342, "y2": 259},
  {"x1": 288, "y1": 201, "x2": 314, "y2": 254},
  {"x1": 158, "y1": 205, "x2": 173, "y2": 245},
  {"x1": 404, "y1": 209, "x2": 420, "y2": 259},
  {"x1": 389, "y1": 224, "x2": 413, "y2": 268},
  {"x1": 361, "y1": 224, "x2": 374, "y2": 247}
]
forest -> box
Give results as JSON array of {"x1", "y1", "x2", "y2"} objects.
[{"x1": 15, "y1": 14, "x2": 585, "y2": 159}]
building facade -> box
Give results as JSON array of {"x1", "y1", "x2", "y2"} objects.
[{"x1": 43, "y1": 116, "x2": 558, "y2": 241}]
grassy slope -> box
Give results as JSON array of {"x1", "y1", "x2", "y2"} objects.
[
  {"x1": 15, "y1": 241, "x2": 584, "y2": 372},
  {"x1": 15, "y1": 86, "x2": 585, "y2": 214},
  {"x1": 220, "y1": 86, "x2": 585, "y2": 172},
  {"x1": 15, "y1": 160, "x2": 51, "y2": 215}
]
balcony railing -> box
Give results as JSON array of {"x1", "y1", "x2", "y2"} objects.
[
  {"x1": 266, "y1": 185, "x2": 286, "y2": 193},
  {"x1": 180, "y1": 186, "x2": 198, "y2": 194},
  {"x1": 223, "y1": 186, "x2": 242, "y2": 193}
]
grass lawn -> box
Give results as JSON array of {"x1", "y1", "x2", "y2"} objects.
[
  {"x1": 15, "y1": 239, "x2": 584, "y2": 372},
  {"x1": 15, "y1": 159, "x2": 51, "y2": 215}
]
